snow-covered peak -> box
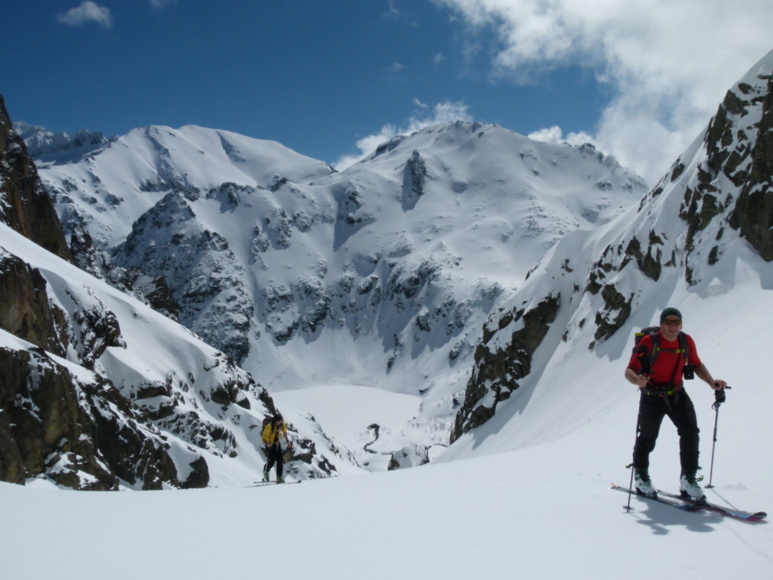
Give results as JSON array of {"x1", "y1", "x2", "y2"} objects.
[
  {"x1": 30, "y1": 123, "x2": 334, "y2": 248},
  {"x1": 12, "y1": 121, "x2": 113, "y2": 163}
]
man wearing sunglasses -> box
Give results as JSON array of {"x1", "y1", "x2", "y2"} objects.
[{"x1": 624, "y1": 307, "x2": 728, "y2": 501}]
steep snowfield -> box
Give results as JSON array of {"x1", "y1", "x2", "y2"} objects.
[
  {"x1": 0, "y1": 223, "x2": 356, "y2": 485},
  {"x1": 37, "y1": 124, "x2": 334, "y2": 247}
]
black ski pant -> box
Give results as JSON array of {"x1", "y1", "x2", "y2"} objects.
[
  {"x1": 632, "y1": 389, "x2": 700, "y2": 476},
  {"x1": 265, "y1": 444, "x2": 284, "y2": 479}
]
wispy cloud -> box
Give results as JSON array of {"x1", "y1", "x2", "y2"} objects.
[
  {"x1": 430, "y1": 0, "x2": 773, "y2": 183},
  {"x1": 385, "y1": 0, "x2": 401, "y2": 19},
  {"x1": 56, "y1": 1, "x2": 113, "y2": 29},
  {"x1": 149, "y1": 0, "x2": 176, "y2": 9},
  {"x1": 334, "y1": 101, "x2": 473, "y2": 170}
]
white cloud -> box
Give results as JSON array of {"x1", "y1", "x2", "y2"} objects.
[
  {"x1": 431, "y1": 0, "x2": 773, "y2": 183},
  {"x1": 334, "y1": 101, "x2": 473, "y2": 170},
  {"x1": 528, "y1": 125, "x2": 594, "y2": 148},
  {"x1": 56, "y1": 1, "x2": 113, "y2": 29}
]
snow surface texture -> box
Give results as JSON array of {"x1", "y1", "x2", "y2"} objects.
[{"x1": 3, "y1": 50, "x2": 773, "y2": 580}]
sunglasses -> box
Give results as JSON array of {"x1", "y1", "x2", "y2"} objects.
[{"x1": 662, "y1": 319, "x2": 682, "y2": 326}]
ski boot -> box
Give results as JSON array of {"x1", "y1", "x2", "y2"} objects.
[
  {"x1": 634, "y1": 469, "x2": 657, "y2": 498},
  {"x1": 680, "y1": 471, "x2": 706, "y2": 502}
]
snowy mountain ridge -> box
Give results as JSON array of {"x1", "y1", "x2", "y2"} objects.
[
  {"x1": 0, "y1": 221, "x2": 357, "y2": 488},
  {"x1": 34, "y1": 119, "x2": 645, "y2": 376},
  {"x1": 1, "y1": 101, "x2": 358, "y2": 488},
  {"x1": 20, "y1": 118, "x2": 648, "y2": 469},
  {"x1": 13, "y1": 120, "x2": 114, "y2": 164}
]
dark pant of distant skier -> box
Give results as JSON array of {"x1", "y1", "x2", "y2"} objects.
[
  {"x1": 632, "y1": 390, "x2": 700, "y2": 474},
  {"x1": 265, "y1": 444, "x2": 284, "y2": 479}
]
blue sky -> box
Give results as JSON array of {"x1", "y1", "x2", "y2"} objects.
[{"x1": 2, "y1": 1, "x2": 772, "y2": 183}]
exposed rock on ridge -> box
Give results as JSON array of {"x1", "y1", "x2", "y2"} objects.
[{"x1": 0, "y1": 95, "x2": 71, "y2": 261}]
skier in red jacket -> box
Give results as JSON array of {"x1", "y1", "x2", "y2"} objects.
[{"x1": 624, "y1": 307, "x2": 727, "y2": 500}]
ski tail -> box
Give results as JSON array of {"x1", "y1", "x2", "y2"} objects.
[{"x1": 656, "y1": 489, "x2": 766, "y2": 522}]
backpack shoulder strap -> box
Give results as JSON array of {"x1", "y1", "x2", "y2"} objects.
[
  {"x1": 678, "y1": 331, "x2": 689, "y2": 360},
  {"x1": 649, "y1": 332, "x2": 662, "y2": 366}
]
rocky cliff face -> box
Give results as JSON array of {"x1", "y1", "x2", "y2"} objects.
[
  {"x1": 0, "y1": 345, "x2": 185, "y2": 490},
  {"x1": 452, "y1": 294, "x2": 560, "y2": 439},
  {"x1": 0, "y1": 96, "x2": 193, "y2": 488},
  {"x1": 111, "y1": 190, "x2": 255, "y2": 364},
  {"x1": 0, "y1": 251, "x2": 68, "y2": 357},
  {"x1": 0, "y1": 96, "x2": 71, "y2": 261},
  {"x1": 722, "y1": 73, "x2": 773, "y2": 260}
]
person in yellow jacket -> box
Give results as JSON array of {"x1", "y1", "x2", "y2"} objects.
[{"x1": 262, "y1": 413, "x2": 292, "y2": 483}]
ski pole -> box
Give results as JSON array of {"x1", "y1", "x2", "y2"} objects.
[
  {"x1": 625, "y1": 368, "x2": 650, "y2": 512},
  {"x1": 705, "y1": 384, "x2": 729, "y2": 489},
  {"x1": 625, "y1": 414, "x2": 642, "y2": 511}
]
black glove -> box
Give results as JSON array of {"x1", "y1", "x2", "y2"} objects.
[{"x1": 713, "y1": 387, "x2": 726, "y2": 407}]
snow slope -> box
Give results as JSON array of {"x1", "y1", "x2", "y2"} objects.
[
  {"x1": 0, "y1": 222, "x2": 358, "y2": 485},
  {"x1": 3, "y1": 291, "x2": 772, "y2": 579}
]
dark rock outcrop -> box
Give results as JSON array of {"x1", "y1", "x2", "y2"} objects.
[
  {"x1": 726, "y1": 74, "x2": 773, "y2": 260},
  {"x1": 0, "y1": 346, "x2": 185, "y2": 489},
  {"x1": 0, "y1": 252, "x2": 68, "y2": 356},
  {"x1": 452, "y1": 294, "x2": 560, "y2": 441},
  {"x1": 0, "y1": 94, "x2": 71, "y2": 260}
]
